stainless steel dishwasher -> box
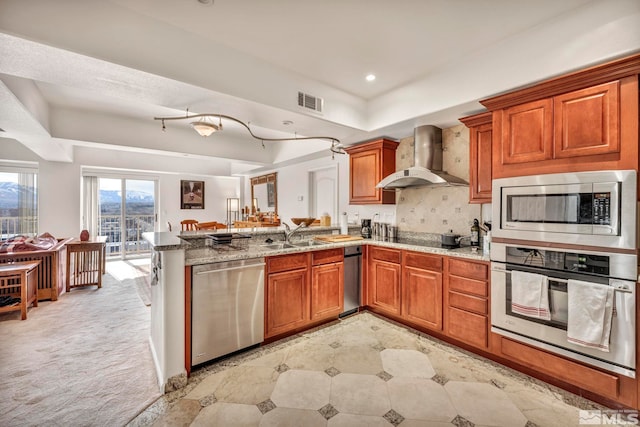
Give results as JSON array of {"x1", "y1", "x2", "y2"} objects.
[
  {"x1": 341, "y1": 245, "x2": 362, "y2": 317},
  {"x1": 191, "y1": 257, "x2": 265, "y2": 367}
]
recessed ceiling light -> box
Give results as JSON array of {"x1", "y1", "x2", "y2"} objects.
[
  {"x1": 197, "y1": 0, "x2": 213, "y2": 5},
  {"x1": 365, "y1": 74, "x2": 376, "y2": 82},
  {"x1": 282, "y1": 120, "x2": 294, "y2": 126}
]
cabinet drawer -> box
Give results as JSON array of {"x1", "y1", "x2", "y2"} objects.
[
  {"x1": 448, "y1": 275, "x2": 488, "y2": 298},
  {"x1": 370, "y1": 246, "x2": 401, "y2": 264},
  {"x1": 448, "y1": 290, "x2": 487, "y2": 315},
  {"x1": 312, "y1": 248, "x2": 343, "y2": 266},
  {"x1": 448, "y1": 258, "x2": 488, "y2": 281},
  {"x1": 267, "y1": 253, "x2": 309, "y2": 274},
  {"x1": 447, "y1": 307, "x2": 488, "y2": 349},
  {"x1": 404, "y1": 251, "x2": 442, "y2": 271}
]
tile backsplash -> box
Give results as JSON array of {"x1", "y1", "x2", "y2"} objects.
[{"x1": 395, "y1": 124, "x2": 481, "y2": 235}]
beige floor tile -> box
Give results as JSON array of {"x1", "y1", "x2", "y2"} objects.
[
  {"x1": 399, "y1": 420, "x2": 454, "y2": 427},
  {"x1": 387, "y1": 377, "x2": 457, "y2": 422},
  {"x1": 214, "y1": 365, "x2": 279, "y2": 405},
  {"x1": 150, "y1": 399, "x2": 201, "y2": 427},
  {"x1": 381, "y1": 348, "x2": 435, "y2": 379},
  {"x1": 327, "y1": 413, "x2": 390, "y2": 427},
  {"x1": 373, "y1": 326, "x2": 422, "y2": 350},
  {"x1": 445, "y1": 381, "x2": 528, "y2": 427},
  {"x1": 330, "y1": 373, "x2": 391, "y2": 416},
  {"x1": 244, "y1": 348, "x2": 290, "y2": 368},
  {"x1": 270, "y1": 370, "x2": 331, "y2": 410},
  {"x1": 508, "y1": 387, "x2": 581, "y2": 427},
  {"x1": 258, "y1": 407, "x2": 327, "y2": 427},
  {"x1": 191, "y1": 402, "x2": 261, "y2": 427},
  {"x1": 333, "y1": 344, "x2": 383, "y2": 375},
  {"x1": 285, "y1": 341, "x2": 336, "y2": 371},
  {"x1": 184, "y1": 369, "x2": 228, "y2": 400}
]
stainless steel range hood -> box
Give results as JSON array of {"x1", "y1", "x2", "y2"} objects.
[{"x1": 376, "y1": 125, "x2": 468, "y2": 189}]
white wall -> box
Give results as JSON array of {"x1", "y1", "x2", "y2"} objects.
[{"x1": 1, "y1": 138, "x2": 241, "y2": 238}]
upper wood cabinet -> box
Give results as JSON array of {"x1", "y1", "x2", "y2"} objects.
[
  {"x1": 459, "y1": 112, "x2": 493, "y2": 203},
  {"x1": 500, "y1": 98, "x2": 554, "y2": 165},
  {"x1": 553, "y1": 81, "x2": 620, "y2": 159},
  {"x1": 481, "y1": 53, "x2": 640, "y2": 179},
  {"x1": 344, "y1": 138, "x2": 399, "y2": 205}
]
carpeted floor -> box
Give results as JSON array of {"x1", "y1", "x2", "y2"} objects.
[{"x1": 0, "y1": 258, "x2": 160, "y2": 426}]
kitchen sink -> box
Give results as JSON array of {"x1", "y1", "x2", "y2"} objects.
[
  {"x1": 291, "y1": 240, "x2": 329, "y2": 247},
  {"x1": 261, "y1": 243, "x2": 295, "y2": 250}
]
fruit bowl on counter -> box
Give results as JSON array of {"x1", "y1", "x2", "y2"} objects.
[{"x1": 291, "y1": 217, "x2": 316, "y2": 227}]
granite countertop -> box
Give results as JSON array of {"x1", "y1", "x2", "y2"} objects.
[
  {"x1": 143, "y1": 228, "x2": 490, "y2": 265},
  {"x1": 184, "y1": 237, "x2": 489, "y2": 266}
]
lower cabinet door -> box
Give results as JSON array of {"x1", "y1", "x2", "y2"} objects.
[
  {"x1": 447, "y1": 306, "x2": 488, "y2": 349},
  {"x1": 402, "y1": 266, "x2": 442, "y2": 331},
  {"x1": 266, "y1": 268, "x2": 309, "y2": 338},
  {"x1": 369, "y1": 260, "x2": 401, "y2": 316},
  {"x1": 311, "y1": 262, "x2": 344, "y2": 321}
]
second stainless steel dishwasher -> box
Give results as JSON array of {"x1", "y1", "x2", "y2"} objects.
[{"x1": 191, "y1": 257, "x2": 265, "y2": 367}]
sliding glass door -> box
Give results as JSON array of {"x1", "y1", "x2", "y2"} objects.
[{"x1": 98, "y1": 178, "x2": 156, "y2": 258}]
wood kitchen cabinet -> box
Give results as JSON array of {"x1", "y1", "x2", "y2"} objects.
[
  {"x1": 265, "y1": 249, "x2": 344, "y2": 339},
  {"x1": 444, "y1": 258, "x2": 490, "y2": 350},
  {"x1": 402, "y1": 251, "x2": 443, "y2": 331},
  {"x1": 459, "y1": 112, "x2": 493, "y2": 203},
  {"x1": 366, "y1": 246, "x2": 401, "y2": 316},
  {"x1": 310, "y1": 248, "x2": 344, "y2": 321},
  {"x1": 265, "y1": 252, "x2": 310, "y2": 339},
  {"x1": 344, "y1": 138, "x2": 399, "y2": 205},
  {"x1": 481, "y1": 54, "x2": 640, "y2": 179}
]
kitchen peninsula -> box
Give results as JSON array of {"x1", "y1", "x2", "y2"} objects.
[{"x1": 143, "y1": 226, "x2": 488, "y2": 392}]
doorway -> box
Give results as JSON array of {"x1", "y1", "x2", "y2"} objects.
[
  {"x1": 97, "y1": 178, "x2": 157, "y2": 259},
  {"x1": 309, "y1": 166, "x2": 338, "y2": 221}
]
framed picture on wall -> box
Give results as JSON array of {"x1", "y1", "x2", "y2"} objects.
[{"x1": 181, "y1": 180, "x2": 205, "y2": 209}]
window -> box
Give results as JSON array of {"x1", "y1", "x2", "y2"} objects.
[{"x1": 0, "y1": 168, "x2": 38, "y2": 238}]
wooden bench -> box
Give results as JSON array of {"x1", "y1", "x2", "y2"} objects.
[{"x1": 0, "y1": 261, "x2": 40, "y2": 320}]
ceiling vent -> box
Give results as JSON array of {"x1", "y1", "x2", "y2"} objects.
[{"x1": 297, "y1": 91, "x2": 323, "y2": 113}]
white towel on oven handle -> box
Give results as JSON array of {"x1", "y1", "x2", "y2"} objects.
[
  {"x1": 510, "y1": 270, "x2": 551, "y2": 320},
  {"x1": 567, "y1": 279, "x2": 614, "y2": 352}
]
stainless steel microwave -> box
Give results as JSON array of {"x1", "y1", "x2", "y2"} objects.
[{"x1": 491, "y1": 170, "x2": 637, "y2": 249}]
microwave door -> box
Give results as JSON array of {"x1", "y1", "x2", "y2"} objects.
[{"x1": 501, "y1": 182, "x2": 593, "y2": 234}]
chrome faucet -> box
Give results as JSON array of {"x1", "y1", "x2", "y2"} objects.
[{"x1": 283, "y1": 222, "x2": 307, "y2": 243}]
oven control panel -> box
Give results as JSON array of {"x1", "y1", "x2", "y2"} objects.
[{"x1": 505, "y1": 246, "x2": 609, "y2": 276}]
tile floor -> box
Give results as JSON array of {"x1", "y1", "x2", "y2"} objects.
[{"x1": 130, "y1": 312, "x2": 605, "y2": 427}]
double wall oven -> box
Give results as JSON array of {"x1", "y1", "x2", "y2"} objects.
[{"x1": 490, "y1": 170, "x2": 638, "y2": 378}]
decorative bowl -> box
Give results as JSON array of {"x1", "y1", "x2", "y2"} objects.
[{"x1": 291, "y1": 217, "x2": 316, "y2": 227}]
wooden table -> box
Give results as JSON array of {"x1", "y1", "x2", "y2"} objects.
[
  {"x1": 0, "y1": 261, "x2": 40, "y2": 320},
  {"x1": 65, "y1": 237, "x2": 107, "y2": 292}
]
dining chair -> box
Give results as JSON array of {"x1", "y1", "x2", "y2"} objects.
[{"x1": 180, "y1": 219, "x2": 199, "y2": 231}]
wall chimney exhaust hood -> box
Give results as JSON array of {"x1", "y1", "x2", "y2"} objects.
[{"x1": 376, "y1": 125, "x2": 468, "y2": 189}]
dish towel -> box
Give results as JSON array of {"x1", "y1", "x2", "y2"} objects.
[
  {"x1": 567, "y1": 279, "x2": 614, "y2": 352},
  {"x1": 511, "y1": 270, "x2": 551, "y2": 320}
]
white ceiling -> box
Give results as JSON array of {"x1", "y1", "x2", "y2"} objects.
[{"x1": 0, "y1": 0, "x2": 639, "y2": 173}]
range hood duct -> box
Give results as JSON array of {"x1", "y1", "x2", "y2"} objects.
[{"x1": 376, "y1": 125, "x2": 468, "y2": 189}]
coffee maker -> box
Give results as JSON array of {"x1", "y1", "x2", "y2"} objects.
[{"x1": 361, "y1": 219, "x2": 372, "y2": 238}]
